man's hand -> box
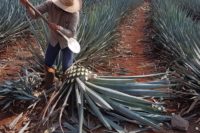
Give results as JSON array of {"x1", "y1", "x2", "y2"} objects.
[
  {"x1": 20, "y1": 0, "x2": 29, "y2": 7},
  {"x1": 48, "y1": 23, "x2": 60, "y2": 32}
]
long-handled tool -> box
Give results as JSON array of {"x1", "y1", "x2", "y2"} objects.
[{"x1": 25, "y1": 0, "x2": 81, "y2": 53}]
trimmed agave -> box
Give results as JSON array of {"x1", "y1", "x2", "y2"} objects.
[{"x1": 38, "y1": 65, "x2": 172, "y2": 132}]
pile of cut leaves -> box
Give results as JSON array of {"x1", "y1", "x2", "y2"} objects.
[{"x1": 0, "y1": 65, "x2": 173, "y2": 132}]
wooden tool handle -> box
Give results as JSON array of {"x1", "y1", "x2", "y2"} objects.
[
  {"x1": 25, "y1": 1, "x2": 68, "y2": 40},
  {"x1": 26, "y1": 1, "x2": 49, "y2": 24}
]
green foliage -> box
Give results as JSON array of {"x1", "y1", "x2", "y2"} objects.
[
  {"x1": 151, "y1": 0, "x2": 200, "y2": 113},
  {"x1": 76, "y1": 0, "x2": 144, "y2": 61},
  {"x1": 0, "y1": 68, "x2": 40, "y2": 110},
  {"x1": 0, "y1": 0, "x2": 28, "y2": 46},
  {"x1": 39, "y1": 66, "x2": 171, "y2": 132},
  {"x1": 0, "y1": 0, "x2": 44, "y2": 47}
]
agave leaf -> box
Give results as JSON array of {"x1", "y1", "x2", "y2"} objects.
[
  {"x1": 85, "y1": 82, "x2": 153, "y2": 105},
  {"x1": 129, "y1": 128, "x2": 152, "y2": 133},
  {"x1": 18, "y1": 121, "x2": 30, "y2": 133},
  {"x1": 9, "y1": 113, "x2": 23, "y2": 129},
  {"x1": 105, "y1": 117, "x2": 126, "y2": 133},
  {"x1": 75, "y1": 84, "x2": 82, "y2": 105},
  {"x1": 84, "y1": 92, "x2": 112, "y2": 130},
  {"x1": 145, "y1": 80, "x2": 170, "y2": 85},
  {"x1": 78, "y1": 85, "x2": 84, "y2": 133},
  {"x1": 108, "y1": 98, "x2": 163, "y2": 114},
  {"x1": 77, "y1": 78, "x2": 113, "y2": 110},
  {"x1": 121, "y1": 89, "x2": 171, "y2": 98},
  {"x1": 59, "y1": 85, "x2": 73, "y2": 133},
  {"x1": 107, "y1": 99, "x2": 162, "y2": 130},
  {"x1": 90, "y1": 82, "x2": 173, "y2": 90},
  {"x1": 137, "y1": 112, "x2": 171, "y2": 122},
  {"x1": 98, "y1": 73, "x2": 166, "y2": 79},
  {"x1": 85, "y1": 86, "x2": 113, "y2": 110},
  {"x1": 63, "y1": 122, "x2": 77, "y2": 131},
  {"x1": 89, "y1": 78, "x2": 135, "y2": 84},
  {"x1": 106, "y1": 112, "x2": 140, "y2": 125},
  {"x1": 47, "y1": 84, "x2": 69, "y2": 120}
]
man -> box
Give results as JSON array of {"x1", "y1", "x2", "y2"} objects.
[{"x1": 20, "y1": 0, "x2": 82, "y2": 89}]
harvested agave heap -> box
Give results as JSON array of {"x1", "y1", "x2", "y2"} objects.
[
  {"x1": 35, "y1": 64, "x2": 171, "y2": 132},
  {"x1": 0, "y1": 64, "x2": 172, "y2": 132}
]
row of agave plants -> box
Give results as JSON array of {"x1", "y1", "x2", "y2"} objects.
[
  {"x1": 0, "y1": 0, "x2": 175, "y2": 133},
  {"x1": 0, "y1": 0, "x2": 28, "y2": 46},
  {"x1": 0, "y1": 0, "x2": 42, "y2": 47},
  {"x1": 0, "y1": 0, "x2": 105, "y2": 48},
  {"x1": 151, "y1": 0, "x2": 200, "y2": 115}
]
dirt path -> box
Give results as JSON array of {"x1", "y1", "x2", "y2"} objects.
[
  {"x1": 92, "y1": 1, "x2": 167, "y2": 79},
  {"x1": 105, "y1": 2, "x2": 166, "y2": 79}
]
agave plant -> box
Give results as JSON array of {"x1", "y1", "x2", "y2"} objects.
[
  {"x1": 0, "y1": 0, "x2": 174, "y2": 132},
  {"x1": 0, "y1": 0, "x2": 44, "y2": 47},
  {"x1": 0, "y1": 0, "x2": 29, "y2": 46},
  {"x1": 177, "y1": 0, "x2": 200, "y2": 19},
  {"x1": 151, "y1": 0, "x2": 200, "y2": 114},
  {"x1": 0, "y1": 68, "x2": 40, "y2": 110}
]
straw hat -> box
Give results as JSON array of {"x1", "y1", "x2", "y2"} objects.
[{"x1": 52, "y1": 0, "x2": 82, "y2": 13}]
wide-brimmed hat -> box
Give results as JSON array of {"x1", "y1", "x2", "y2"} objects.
[{"x1": 52, "y1": 0, "x2": 82, "y2": 13}]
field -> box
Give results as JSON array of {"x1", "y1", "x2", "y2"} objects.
[{"x1": 0, "y1": 0, "x2": 200, "y2": 133}]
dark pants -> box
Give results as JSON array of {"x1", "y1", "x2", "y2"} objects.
[{"x1": 45, "y1": 43, "x2": 73, "y2": 72}]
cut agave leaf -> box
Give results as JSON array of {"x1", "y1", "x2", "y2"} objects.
[
  {"x1": 84, "y1": 92, "x2": 112, "y2": 130},
  {"x1": 77, "y1": 78, "x2": 113, "y2": 110},
  {"x1": 105, "y1": 117, "x2": 126, "y2": 133},
  {"x1": 86, "y1": 82, "x2": 153, "y2": 105},
  {"x1": 107, "y1": 99, "x2": 162, "y2": 130},
  {"x1": 120, "y1": 89, "x2": 171, "y2": 97},
  {"x1": 90, "y1": 82, "x2": 173, "y2": 90},
  {"x1": 89, "y1": 77, "x2": 135, "y2": 84},
  {"x1": 98, "y1": 73, "x2": 166, "y2": 79}
]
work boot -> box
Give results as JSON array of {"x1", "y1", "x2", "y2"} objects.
[{"x1": 43, "y1": 65, "x2": 57, "y2": 90}]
